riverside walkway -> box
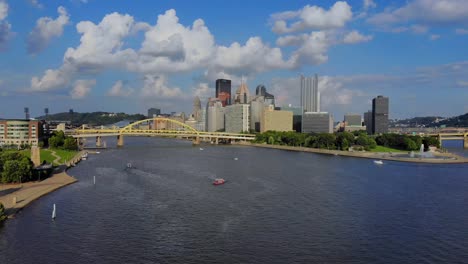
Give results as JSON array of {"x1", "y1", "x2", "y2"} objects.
[{"x1": 0, "y1": 166, "x2": 77, "y2": 217}]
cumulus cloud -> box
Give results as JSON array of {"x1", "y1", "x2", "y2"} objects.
[
  {"x1": 141, "y1": 75, "x2": 183, "y2": 98},
  {"x1": 363, "y1": 0, "x2": 377, "y2": 10},
  {"x1": 70, "y1": 79, "x2": 95, "y2": 99},
  {"x1": 429, "y1": 34, "x2": 440, "y2": 40},
  {"x1": 455, "y1": 28, "x2": 468, "y2": 35},
  {"x1": 31, "y1": 66, "x2": 72, "y2": 91},
  {"x1": 343, "y1": 30, "x2": 373, "y2": 44},
  {"x1": 271, "y1": 1, "x2": 352, "y2": 34},
  {"x1": 0, "y1": 0, "x2": 7, "y2": 21},
  {"x1": 0, "y1": 0, "x2": 12, "y2": 51},
  {"x1": 29, "y1": 0, "x2": 43, "y2": 8},
  {"x1": 368, "y1": 0, "x2": 468, "y2": 27},
  {"x1": 192, "y1": 82, "x2": 210, "y2": 99},
  {"x1": 27, "y1": 6, "x2": 70, "y2": 54},
  {"x1": 107, "y1": 80, "x2": 134, "y2": 97}
]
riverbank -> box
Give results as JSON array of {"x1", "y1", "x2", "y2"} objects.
[
  {"x1": 0, "y1": 166, "x2": 77, "y2": 218},
  {"x1": 236, "y1": 142, "x2": 468, "y2": 164}
]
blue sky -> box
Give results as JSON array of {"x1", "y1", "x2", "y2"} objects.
[{"x1": 0, "y1": 0, "x2": 467, "y2": 119}]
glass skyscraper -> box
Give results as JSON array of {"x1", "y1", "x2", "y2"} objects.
[{"x1": 300, "y1": 74, "x2": 320, "y2": 113}]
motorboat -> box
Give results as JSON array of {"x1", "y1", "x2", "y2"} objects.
[
  {"x1": 373, "y1": 160, "x2": 383, "y2": 165},
  {"x1": 213, "y1": 178, "x2": 226, "y2": 186},
  {"x1": 127, "y1": 163, "x2": 132, "y2": 169},
  {"x1": 199, "y1": 148, "x2": 204, "y2": 151},
  {"x1": 81, "y1": 152, "x2": 88, "y2": 160}
]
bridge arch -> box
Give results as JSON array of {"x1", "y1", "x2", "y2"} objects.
[{"x1": 119, "y1": 117, "x2": 200, "y2": 135}]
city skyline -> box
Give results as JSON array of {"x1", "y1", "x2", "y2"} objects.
[{"x1": 0, "y1": 0, "x2": 467, "y2": 119}]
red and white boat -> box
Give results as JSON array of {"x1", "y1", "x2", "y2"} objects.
[{"x1": 213, "y1": 178, "x2": 226, "y2": 186}]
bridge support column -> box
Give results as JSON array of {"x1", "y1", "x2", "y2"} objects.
[
  {"x1": 215, "y1": 137, "x2": 219, "y2": 145},
  {"x1": 464, "y1": 133, "x2": 468, "y2": 149},
  {"x1": 117, "y1": 134, "x2": 124, "y2": 147},
  {"x1": 96, "y1": 136, "x2": 102, "y2": 147},
  {"x1": 192, "y1": 136, "x2": 200, "y2": 145}
]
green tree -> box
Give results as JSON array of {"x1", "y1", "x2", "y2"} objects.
[
  {"x1": 2, "y1": 160, "x2": 21, "y2": 183},
  {"x1": 63, "y1": 137, "x2": 78, "y2": 150}
]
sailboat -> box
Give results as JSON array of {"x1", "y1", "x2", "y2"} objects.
[{"x1": 52, "y1": 204, "x2": 56, "y2": 220}]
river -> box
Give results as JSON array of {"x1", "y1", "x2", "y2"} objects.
[{"x1": 1, "y1": 137, "x2": 468, "y2": 263}]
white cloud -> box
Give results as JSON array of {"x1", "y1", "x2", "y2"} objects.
[
  {"x1": 343, "y1": 30, "x2": 373, "y2": 44},
  {"x1": 363, "y1": 0, "x2": 377, "y2": 10},
  {"x1": 271, "y1": 1, "x2": 353, "y2": 34},
  {"x1": 411, "y1": 24, "x2": 429, "y2": 34},
  {"x1": 289, "y1": 31, "x2": 331, "y2": 66},
  {"x1": 107, "y1": 80, "x2": 134, "y2": 97},
  {"x1": 29, "y1": 0, "x2": 43, "y2": 8},
  {"x1": 456, "y1": 80, "x2": 468, "y2": 87},
  {"x1": 192, "y1": 82, "x2": 210, "y2": 99},
  {"x1": 455, "y1": 28, "x2": 468, "y2": 35},
  {"x1": 368, "y1": 0, "x2": 468, "y2": 27},
  {"x1": 27, "y1": 6, "x2": 70, "y2": 54},
  {"x1": 31, "y1": 66, "x2": 72, "y2": 91},
  {"x1": 141, "y1": 75, "x2": 183, "y2": 98},
  {"x1": 276, "y1": 34, "x2": 309, "y2": 46},
  {"x1": 429, "y1": 34, "x2": 440, "y2": 40},
  {"x1": 0, "y1": 0, "x2": 12, "y2": 51},
  {"x1": 70, "y1": 79, "x2": 95, "y2": 99}
]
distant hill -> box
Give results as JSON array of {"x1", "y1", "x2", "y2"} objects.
[
  {"x1": 36, "y1": 112, "x2": 146, "y2": 126},
  {"x1": 391, "y1": 113, "x2": 468, "y2": 128}
]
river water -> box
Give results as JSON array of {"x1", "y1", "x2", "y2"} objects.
[{"x1": 1, "y1": 137, "x2": 468, "y2": 263}]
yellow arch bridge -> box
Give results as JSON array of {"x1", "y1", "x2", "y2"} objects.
[{"x1": 69, "y1": 117, "x2": 256, "y2": 147}]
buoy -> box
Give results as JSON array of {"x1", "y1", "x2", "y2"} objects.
[{"x1": 52, "y1": 204, "x2": 56, "y2": 220}]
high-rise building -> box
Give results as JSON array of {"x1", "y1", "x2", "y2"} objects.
[
  {"x1": 281, "y1": 105, "x2": 302, "y2": 132},
  {"x1": 234, "y1": 78, "x2": 250, "y2": 104},
  {"x1": 147, "y1": 108, "x2": 161, "y2": 118},
  {"x1": 255, "y1": 85, "x2": 275, "y2": 107},
  {"x1": 344, "y1": 113, "x2": 362, "y2": 127},
  {"x1": 206, "y1": 98, "x2": 225, "y2": 132},
  {"x1": 215, "y1": 79, "x2": 231, "y2": 106},
  {"x1": 372, "y1": 95, "x2": 389, "y2": 134},
  {"x1": 44, "y1": 108, "x2": 49, "y2": 119},
  {"x1": 249, "y1": 96, "x2": 265, "y2": 132},
  {"x1": 302, "y1": 112, "x2": 333, "y2": 133},
  {"x1": 261, "y1": 105, "x2": 293, "y2": 132},
  {"x1": 24, "y1": 107, "x2": 30, "y2": 120},
  {"x1": 300, "y1": 74, "x2": 320, "y2": 113},
  {"x1": 225, "y1": 104, "x2": 250, "y2": 133},
  {"x1": 192, "y1": 96, "x2": 202, "y2": 122},
  {"x1": 364, "y1": 110, "x2": 373, "y2": 135}
]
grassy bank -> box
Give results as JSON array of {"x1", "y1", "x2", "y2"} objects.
[
  {"x1": 21, "y1": 149, "x2": 78, "y2": 165},
  {"x1": 370, "y1": 145, "x2": 407, "y2": 153}
]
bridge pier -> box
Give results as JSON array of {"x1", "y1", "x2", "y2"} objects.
[
  {"x1": 464, "y1": 133, "x2": 468, "y2": 149},
  {"x1": 96, "y1": 136, "x2": 102, "y2": 147},
  {"x1": 192, "y1": 136, "x2": 200, "y2": 145},
  {"x1": 117, "y1": 134, "x2": 124, "y2": 147},
  {"x1": 215, "y1": 137, "x2": 219, "y2": 145}
]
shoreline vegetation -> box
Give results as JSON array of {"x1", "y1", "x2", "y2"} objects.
[{"x1": 235, "y1": 142, "x2": 468, "y2": 164}]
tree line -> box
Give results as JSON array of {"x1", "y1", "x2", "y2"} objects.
[
  {"x1": 254, "y1": 131, "x2": 439, "y2": 151},
  {"x1": 48, "y1": 131, "x2": 78, "y2": 150}
]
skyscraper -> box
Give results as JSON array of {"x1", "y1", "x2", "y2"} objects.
[
  {"x1": 147, "y1": 108, "x2": 161, "y2": 118},
  {"x1": 300, "y1": 74, "x2": 320, "y2": 113},
  {"x1": 215, "y1": 79, "x2": 231, "y2": 106},
  {"x1": 206, "y1": 98, "x2": 225, "y2": 132},
  {"x1": 24, "y1": 107, "x2": 30, "y2": 120},
  {"x1": 372, "y1": 95, "x2": 389, "y2": 134},
  {"x1": 192, "y1": 96, "x2": 202, "y2": 122},
  {"x1": 255, "y1": 84, "x2": 275, "y2": 107},
  {"x1": 364, "y1": 110, "x2": 373, "y2": 135},
  {"x1": 235, "y1": 78, "x2": 250, "y2": 104}
]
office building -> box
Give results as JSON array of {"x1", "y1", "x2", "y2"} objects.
[
  {"x1": 0, "y1": 119, "x2": 44, "y2": 147},
  {"x1": 281, "y1": 105, "x2": 302, "y2": 132},
  {"x1": 300, "y1": 74, "x2": 320, "y2": 113},
  {"x1": 250, "y1": 96, "x2": 265, "y2": 132},
  {"x1": 344, "y1": 113, "x2": 362, "y2": 127},
  {"x1": 261, "y1": 105, "x2": 293, "y2": 132},
  {"x1": 255, "y1": 85, "x2": 275, "y2": 107},
  {"x1": 192, "y1": 96, "x2": 202, "y2": 122},
  {"x1": 372, "y1": 95, "x2": 389, "y2": 134},
  {"x1": 215, "y1": 79, "x2": 231, "y2": 106},
  {"x1": 206, "y1": 98, "x2": 225, "y2": 132},
  {"x1": 234, "y1": 79, "x2": 250, "y2": 104},
  {"x1": 302, "y1": 112, "x2": 333, "y2": 133},
  {"x1": 364, "y1": 110, "x2": 373, "y2": 135},
  {"x1": 225, "y1": 104, "x2": 250, "y2": 133},
  {"x1": 147, "y1": 108, "x2": 161, "y2": 118},
  {"x1": 24, "y1": 107, "x2": 30, "y2": 120}
]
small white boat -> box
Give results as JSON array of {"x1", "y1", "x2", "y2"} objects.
[
  {"x1": 199, "y1": 148, "x2": 204, "y2": 151},
  {"x1": 127, "y1": 163, "x2": 132, "y2": 168},
  {"x1": 234, "y1": 157, "x2": 238, "y2": 161},
  {"x1": 373, "y1": 160, "x2": 383, "y2": 165},
  {"x1": 96, "y1": 151, "x2": 100, "y2": 154}
]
